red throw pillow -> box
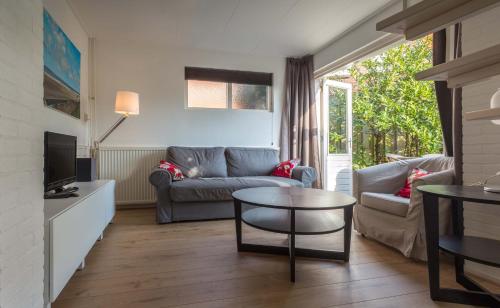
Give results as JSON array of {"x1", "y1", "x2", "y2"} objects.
[
  {"x1": 159, "y1": 160, "x2": 184, "y2": 181},
  {"x1": 397, "y1": 168, "x2": 430, "y2": 198},
  {"x1": 271, "y1": 159, "x2": 300, "y2": 178}
]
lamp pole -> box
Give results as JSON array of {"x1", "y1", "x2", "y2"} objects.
[{"x1": 91, "y1": 113, "x2": 129, "y2": 158}]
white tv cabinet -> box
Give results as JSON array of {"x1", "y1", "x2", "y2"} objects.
[{"x1": 44, "y1": 180, "x2": 115, "y2": 306}]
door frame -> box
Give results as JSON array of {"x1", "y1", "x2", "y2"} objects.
[{"x1": 321, "y1": 79, "x2": 353, "y2": 191}]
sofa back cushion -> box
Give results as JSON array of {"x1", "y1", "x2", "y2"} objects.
[
  {"x1": 167, "y1": 146, "x2": 227, "y2": 178},
  {"x1": 225, "y1": 147, "x2": 279, "y2": 177}
]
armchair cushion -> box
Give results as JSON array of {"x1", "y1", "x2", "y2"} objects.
[
  {"x1": 361, "y1": 192, "x2": 410, "y2": 217},
  {"x1": 353, "y1": 160, "x2": 413, "y2": 201}
]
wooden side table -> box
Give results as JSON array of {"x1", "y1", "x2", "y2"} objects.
[{"x1": 418, "y1": 185, "x2": 500, "y2": 307}]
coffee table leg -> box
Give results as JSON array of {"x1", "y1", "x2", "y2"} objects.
[
  {"x1": 234, "y1": 199, "x2": 242, "y2": 251},
  {"x1": 343, "y1": 206, "x2": 353, "y2": 262}
]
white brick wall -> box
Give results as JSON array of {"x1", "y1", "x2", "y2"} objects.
[
  {"x1": 0, "y1": 0, "x2": 45, "y2": 307},
  {"x1": 462, "y1": 6, "x2": 500, "y2": 283}
]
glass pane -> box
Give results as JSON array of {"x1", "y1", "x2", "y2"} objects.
[
  {"x1": 187, "y1": 80, "x2": 227, "y2": 109},
  {"x1": 231, "y1": 83, "x2": 269, "y2": 110},
  {"x1": 329, "y1": 87, "x2": 348, "y2": 154}
]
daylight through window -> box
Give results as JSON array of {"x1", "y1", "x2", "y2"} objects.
[{"x1": 185, "y1": 67, "x2": 272, "y2": 110}]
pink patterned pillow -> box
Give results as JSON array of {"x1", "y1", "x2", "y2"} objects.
[
  {"x1": 159, "y1": 160, "x2": 184, "y2": 181},
  {"x1": 271, "y1": 159, "x2": 300, "y2": 178}
]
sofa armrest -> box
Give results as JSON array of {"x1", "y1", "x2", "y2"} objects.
[
  {"x1": 412, "y1": 169, "x2": 455, "y2": 189},
  {"x1": 149, "y1": 168, "x2": 174, "y2": 224},
  {"x1": 409, "y1": 169, "x2": 454, "y2": 212},
  {"x1": 353, "y1": 161, "x2": 410, "y2": 201},
  {"x1": 411, "y1": 169, "x2": 455, "y2": 192},
  {"x1": 149, "y1": 168, "x2": 173, "y2": 190},
  {"x1": 292, "y1": 166, "x2": 317, "y2": 188},
  {"x1": 408, "y1": 168, "x2": 455, "y2": 234}
]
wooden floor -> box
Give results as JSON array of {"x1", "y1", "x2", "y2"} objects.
[{"x1": 53, "y1": 208, "x2": 496, "y2": 308}]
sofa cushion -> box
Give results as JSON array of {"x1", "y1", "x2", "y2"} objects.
[
  {"x1": 167, "y1": 146, "x2": 227, "y2": 178},
  {"x1": 225, "y1": 147, "x2": 280, "y2": 177},
  {"x1": 170, "y1": 176, "x2": 303, "y2": 202},
  {"x1": 361, "y1": 192, "x2": 410, "y2": 217}
]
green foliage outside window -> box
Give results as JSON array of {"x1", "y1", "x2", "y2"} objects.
[
  {"x1": 331, "y1": 36, "x2": 442, "y2": 169},
  {"x1": 329, "y1": 87, "x2": 347, "y2": 154}
]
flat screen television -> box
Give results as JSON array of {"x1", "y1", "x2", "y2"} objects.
[{"x1": 44, "y1": 131, "x2": 77, "y2": 192}]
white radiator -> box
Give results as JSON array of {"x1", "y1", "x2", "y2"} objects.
[{"x1": 98, "y1": 147, "x2": 166, "y2": 205}]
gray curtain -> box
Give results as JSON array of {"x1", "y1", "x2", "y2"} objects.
[
  {"x1": 432, "y1": 25, "x2": 462, "y2": 183},
  {"x1": 280, "y1": 55, "x2": 322, "y2": 188},
  {"x1": 433, "y1": 29, "x2": 454, "y2": 156},
  {"x1": 452, "y1": 23, "x2": 463, "y2": 184}
]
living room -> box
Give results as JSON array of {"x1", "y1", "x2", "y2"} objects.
[{"x1": 1, "y1": 0, "x2": 500, "y2": 307}]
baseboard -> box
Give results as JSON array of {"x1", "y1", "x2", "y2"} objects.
[{"x1": 116, "y1": 202, "x2": 155, "y2": 210}]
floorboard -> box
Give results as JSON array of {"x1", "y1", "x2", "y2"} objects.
[{"x1": 52, "y1": 208, "x2": 495, "y2": 308}]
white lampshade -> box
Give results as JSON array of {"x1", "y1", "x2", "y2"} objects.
[
  {"x1": 115, "y1": 91, "x2": 140, "y2": 115},
  {"x1": 491, "y1": 88, "x2": 500, "y2": 125}
]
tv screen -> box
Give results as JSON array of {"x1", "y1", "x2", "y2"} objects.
[{"x1": 44, "y1": 132, "x2": 77, "y2": 192}]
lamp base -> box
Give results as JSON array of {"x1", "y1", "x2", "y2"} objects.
[{"x1": 484, "y1": 185, "x2": 500, "y2": 193}]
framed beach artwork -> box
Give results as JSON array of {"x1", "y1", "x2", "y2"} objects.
[{"x1": 43, "y1": 9, "x2": 81, "y2": 119}]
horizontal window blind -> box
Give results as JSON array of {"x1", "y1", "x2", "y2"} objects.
[{"x1": 185, "y1": 66, "x2": 272, "y2": 86}]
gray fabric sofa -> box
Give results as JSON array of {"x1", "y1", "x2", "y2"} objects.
[
  {"x1": 149, "y1": 146, "x2": 317, "y2": 224},
  {"x1": 353, "y1": 156, "x2": 454, "y2": 260}
]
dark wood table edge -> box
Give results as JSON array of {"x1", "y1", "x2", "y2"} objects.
[
  {"x1": 232, "y1": 194, "x2": 357, "y2": 211},
  {"x1": 419, "y1": 185, "x2": 500, "y2": 307},
  {"x1": 232, "y1": 194, "x2": 354, "y2": 283}
]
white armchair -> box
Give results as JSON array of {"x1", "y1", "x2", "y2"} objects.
[{"x1": 353, "y1": 156, "x2": 454, "y2": 260}]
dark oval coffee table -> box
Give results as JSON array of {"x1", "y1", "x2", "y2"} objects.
[{"x1": 232, "y1": 187, "x2": 356, "y2": 282}]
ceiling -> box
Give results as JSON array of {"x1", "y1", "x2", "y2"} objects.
[{"x1": 69, "y1": 0, "x2": 393, "y2": 57}]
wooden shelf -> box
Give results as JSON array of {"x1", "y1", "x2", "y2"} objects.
[
  {"x1": 376, "y1": 0, "x2": 500, "y2": 40},
  {"x1": 465, "y1": 107, "x2": 500, "y2": 121},
  {"x1": 415, "y1": 43, "x2": 500, "y2": 88},
  {"x1": 439, "y1": 235, "x2": 500, "y2": 268}
]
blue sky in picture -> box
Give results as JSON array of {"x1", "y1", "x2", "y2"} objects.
[{"x1": 43, "y1": 9, "x2": 80, "y2": 94}]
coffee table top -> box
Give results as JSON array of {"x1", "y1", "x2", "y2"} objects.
[{"x1": 232, "y1": 187, "x2": 356, "y2": 210}]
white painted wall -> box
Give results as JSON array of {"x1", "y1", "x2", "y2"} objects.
[
  {"x1": 461, "y1": 6, "x2": 500, "y2": 283},
  {"x1": 0, "y1": 0, "x2": 45, "y2": 306},
  {"x1": 94, "y1": 39, "x2": 284, "y2": 148},
  {"x1": 42, "y1": 0, "x2": 90, "y2": 154},
  {"x1": 0, "y1": 1, "x2": 89, "y2": 306}
]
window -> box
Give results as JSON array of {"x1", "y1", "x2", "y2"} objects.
[
  {"x1": 185, "y1": 67, "x2": 272, "y2": 110},
  {"x1": 187, "y1": 80, "x2": 227, "y2": 109}
]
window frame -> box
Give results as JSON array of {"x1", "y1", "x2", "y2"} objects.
[{"x1": 184, "y1": 67, "x2": 273, "y2": 112}]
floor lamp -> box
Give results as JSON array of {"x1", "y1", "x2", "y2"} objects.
[{"x1": 92, "y1": 91, "x2": 140, "y2": 174}]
